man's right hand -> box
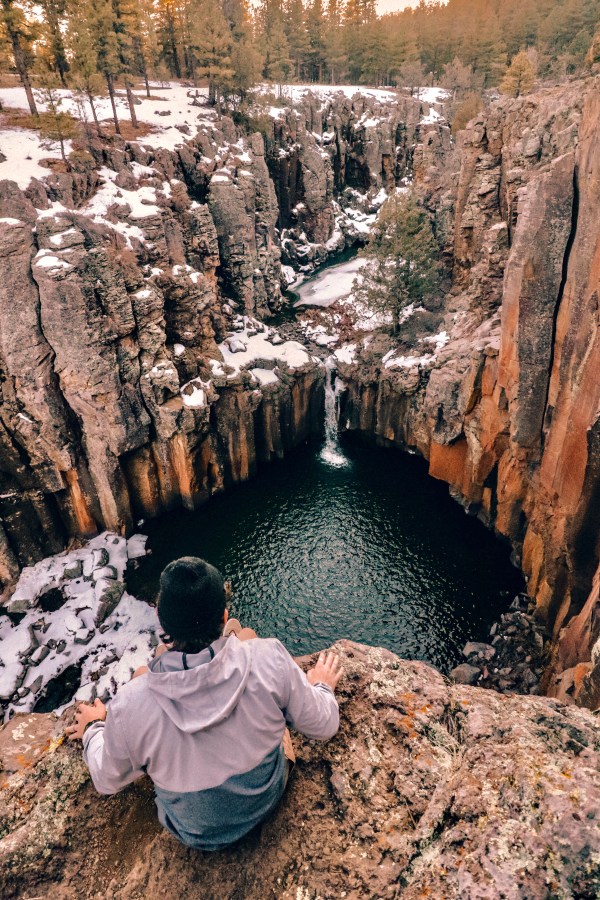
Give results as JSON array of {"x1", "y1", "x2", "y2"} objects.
[{"x1": 307, "y1": 651, "x2": 344, "y2": 692}]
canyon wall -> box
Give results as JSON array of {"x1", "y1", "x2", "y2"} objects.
[
  {"x1": 0, "y1": 87, "x2": 435, "y2": 589},
  {"x1": 338, "y1": 79, "x2": 600, "y2": 704}
]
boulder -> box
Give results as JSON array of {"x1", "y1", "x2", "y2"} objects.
[{"x1": 449, "y1": 662, "x2": 481, "y2": 685}]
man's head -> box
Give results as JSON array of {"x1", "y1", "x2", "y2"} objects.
[{"x1": 157, "y1": 557, "x2": 227, "y2": 651}]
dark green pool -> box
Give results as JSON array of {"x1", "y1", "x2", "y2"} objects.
[{"x1": 127, "y1": 438, "x2": 522, "y2": 673}]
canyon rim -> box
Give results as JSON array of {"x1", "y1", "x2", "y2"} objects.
[{"x1": 0, "y1": 55, "x2": 599, "y2": 898}]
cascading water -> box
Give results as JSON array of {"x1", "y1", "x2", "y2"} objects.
[{"x1": 320, "y1": 357, "x2": 347, "y2": 468}]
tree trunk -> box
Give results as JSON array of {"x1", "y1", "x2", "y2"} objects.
[
  {"x1": 167, "y1": 13, "x2": 181, "y2": 78},
  {"x1": 87, "y1": 91, "x2": 100, "y2": 127},
  {"x1": 143, "y1": 69, "x2": 150, "y2": 99},
  {"x1": 125, "y1": 80, "x2": 138, "y2": 129},
  {"x1": 105, "y1": 73, "x2": 121, "y2": 135},
  {"x1": 2, "y1": 1, "x2": 38, "y2": 117},
  {"x1": 59, "y1": 136, "x2": 70, "y2": 169}
]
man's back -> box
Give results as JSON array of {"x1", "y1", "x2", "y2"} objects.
[{"x1": 83, "y1": 634, "x2": 339, "y2": 850}]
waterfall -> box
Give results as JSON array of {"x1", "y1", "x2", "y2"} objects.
[{"x1": 320, "y1": 357, "x2": 347, "y2": 467}]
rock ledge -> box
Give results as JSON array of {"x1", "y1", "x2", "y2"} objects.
[{"x1": 1, "y1": 640, "x2": 599, "y2": 899}]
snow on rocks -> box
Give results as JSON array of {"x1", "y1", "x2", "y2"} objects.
[
  {"x1": 259, "y1": 84, "x2": 399, "y2": 108},
  {"x1": 382, "y1": 329, "x2": 451, "y2": 371},
  {"x1": 219, "y1": 316, "x2": 311, "y2": 376},
  {"x1": 302, "y1": 324, "x2": 339, "y2": 346},
  {"x1": 334, "y1": 344, "x2": 357, "y2": 364},
  {"x1": 422, "y1": 330, "x2": 450, "y2": 352},
  {"x1": 180, "y1": 377, "x2": 210, "y2": 408},
  {"x1": 250, "y1": 367, "x2": 279, "y2": 386},
  {"x1": 0, "y1": 532, "x2": 158, "y2": 721},
  {"x1": 85, "y1": 166, "x2": 161, "y2": 221},
  {"x1": 383, "y1": 350, "x2": 435, "y2": 370}
]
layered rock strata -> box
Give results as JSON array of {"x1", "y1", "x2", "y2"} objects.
[
  {"x1": 1, "y1": 640, "x2": 600, "y2": 899},
  {"x1": 0, "y1": 87, "x2": 437, "y2": 589},
  {"x1": 337, "y1": 79, "x2": 600, "y2": 704}
]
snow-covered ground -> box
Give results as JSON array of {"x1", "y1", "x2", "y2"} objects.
[
  {"x1": 0, "y1": 82, "x2": 217, "y2": 187},
  {"x1": 415, "y1": 87, "x2": 450, "y2": 105},
  {"x1": 0, "y1": 532, "x2": 159, "y2": 721},
  {"x1": 0, "y1": 79, "x2": 446, "y2": 194},
  {"x1": 0, "y1": 128, "x2": 73, "y2": 189}
]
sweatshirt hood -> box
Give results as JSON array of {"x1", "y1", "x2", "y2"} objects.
[{"x1": 146, "y1": 637, "x2": 252, "y2": 733}]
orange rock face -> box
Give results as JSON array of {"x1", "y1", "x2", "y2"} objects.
[{"x1": 339, "y1": 81, "x2": 600, "y2": 706}]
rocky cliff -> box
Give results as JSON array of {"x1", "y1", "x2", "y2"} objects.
[
  {"x1": 2, "y1": 640, "x2": 600, "y2": 899},
  {"x1": 0, "y1": 85, "x2": 438, "y2": 590},
  {"x1": 336, "y1": 78, "x2": 600, "y2": 706}
]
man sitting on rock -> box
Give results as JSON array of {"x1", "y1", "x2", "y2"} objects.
[{"x1": 66, "y1": 557, "x2": 343, "y2": 851}]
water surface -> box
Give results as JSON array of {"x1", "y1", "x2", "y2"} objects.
[{"x1": 128, "y1": 438, "x2": 522, "y2": 672}]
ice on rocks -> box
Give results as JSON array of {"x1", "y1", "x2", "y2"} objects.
[{"x1": 294, "y1": 256, "x2": 366, "y2": 308}]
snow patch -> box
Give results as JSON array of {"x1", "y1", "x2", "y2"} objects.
[{"x1": 0, "y1": 532, "x2": 158, "y2": 720}]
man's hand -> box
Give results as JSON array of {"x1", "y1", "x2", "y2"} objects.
[
  {"x1": 307, "y1": 652, "x2": 344, "y2": 692},
  {"x1": 66, "y1": 698, "x2": 107, "y2": 741}
]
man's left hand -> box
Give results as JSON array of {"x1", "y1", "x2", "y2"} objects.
[{"x1": 66, "y1": 698, "x2": 107, "y2": 741}]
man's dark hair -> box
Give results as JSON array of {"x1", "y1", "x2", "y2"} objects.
[{"x1": 158, "y1": 557, "x2": 226, "y2": 653}]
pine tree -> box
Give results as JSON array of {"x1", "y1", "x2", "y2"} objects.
[
  {"x1": 0, "y1": 20, "x2": 13, "y2": 72},
  {"x1": 353, "y1": 191, "x2": 441, "y2": 334},
  {"x1": 386, "y1": 21, "x2": 411, "y2": 86},
  {"x1": 138, "y1": 0, "x2": 162, "y2": 95},
  {"x1": 93, "y1": 0, "x2": 122, "y2": 133},
  {"x1": 0, "y1": 0, "x2": 39, "y2": 116},
  {"x1": 191, "y1": 0, "x2": 234, "y2": 108},
  {"x1": 285, "y1": 0, "x2": 309, "y2": 80},
  {"x1": 112, "y1": 0, "x2": 145, "y2": 129},
  {"x1": 306, "y1": 0, "x2": 326, "y2": 82},
  {"x1": 223, "y1": 0, "x2": 262, "y2": 101},
  {"x1": 323, "y1": 23, "x2": 345, "y2": 83},
  {"x1": 66, "y1": 0, "x2": 105, "y2": 127},
  {"x1": 38, "y1": 0, "x2": 69, "y2": 86},
  {"x1": 264, "y1": 13, "x2": 291, "y2": 95},
  {"x1": 35, "y1": 76, "x2": 78, "y2": 166},
  {"x1": 156, "y1": 0, "x2": 183, "y2": 77},
  {"x1": 500, "y1": 50, "x2": 535, "y2": 97},
  {"x1": 323, "y1": 0, "x2": 345, "y2": 83}
]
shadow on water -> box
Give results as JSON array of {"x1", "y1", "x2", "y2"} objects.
[{"x1": 127, "y1": 435, "x2": 523, "y2": 673}]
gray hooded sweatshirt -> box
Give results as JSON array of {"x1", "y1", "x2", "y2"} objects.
[{"x1": 83, "y1": 635, "x2": 339, "y2": 850}]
